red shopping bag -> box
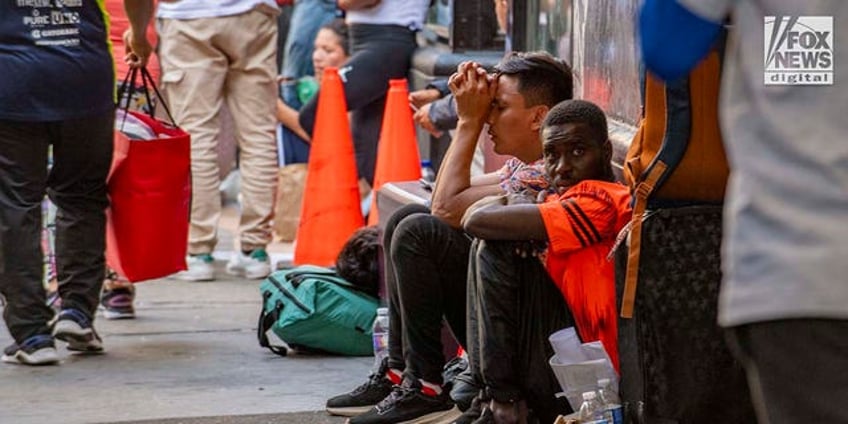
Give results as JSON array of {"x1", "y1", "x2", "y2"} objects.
[{"x1": 106, "y1": 68, "x2": 191, "y2": 282}]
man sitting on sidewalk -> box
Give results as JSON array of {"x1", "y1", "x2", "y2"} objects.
[
  {"x1": 325, "y1": 51, "x2": 574, "y2": 424},
  {"x1": 462, "y1": 99, "x2": 631, "y2": 423}
]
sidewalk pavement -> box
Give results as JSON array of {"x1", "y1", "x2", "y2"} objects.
[{"x1": 0, "y1": 207, "x2": 373, "y2": 424}]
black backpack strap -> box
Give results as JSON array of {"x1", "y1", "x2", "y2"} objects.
[{"x1": 257, "y1": 291, "x2": 288, "y2": 357}]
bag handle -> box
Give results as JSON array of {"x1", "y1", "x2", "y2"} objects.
[
  {"x1": 116, "y1": 66, "x2": 179, "y2": 128},
  {"x1": 257, "y1": 291, "x2": 288, "y2": 357},
  {"x1": 283, "y1": 268, "x2": 377, "y2": 298}
]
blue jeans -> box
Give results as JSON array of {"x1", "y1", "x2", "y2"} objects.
[
  {"x1": 280, "y1": 80, "x2": 311, "y2": 164},
  {"x1": 279, "y1": 0, "x2": 336, "y2": 165}
]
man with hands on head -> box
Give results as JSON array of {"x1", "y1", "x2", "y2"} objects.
[{"x1": 324, "y1": 52, "x2": 573, "y2": 424}]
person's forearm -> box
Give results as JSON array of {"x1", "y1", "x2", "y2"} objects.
[
  {"x1": 124, "y1": 0, "x2": 153, "y2": 40},
  {"x1": 430, "y1": 118, "x2": 500, "y2": 227},
  {"x1": 277, "y1": 99, "x2": 311, "y2": 142},
  {"x1": 463, "y1": 204, "x2": 547, "y2": 240}
]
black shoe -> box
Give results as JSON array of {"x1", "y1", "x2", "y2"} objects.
[
  {"x1": 1, "y1": 334, "x2": 59, "y2": 366},
  {"x1": 349, "y1": 375, "x2": 455, "y2": 424},
  {"x1": 52, "y1": 308, "x2": 103, "y2": 353},
  {"x1": 100, "y1": 285, "x2": 135, "y2": 320},
  {"x1": 470, "y1": 406, "x2": 494, "y2": 424},
  {"x1": 449, "y1": 367, "x2": 480, "y2": 411},
  {"x1": 326, "y1": 358, "x2": 394, "y2": 417},
  {"x1": 452, "y1": 392, "x2": 485, "y2": 424}
]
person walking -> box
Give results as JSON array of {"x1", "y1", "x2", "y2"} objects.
[{"x1": 0, "y1": 0, "x2": 154, "y2": 365}]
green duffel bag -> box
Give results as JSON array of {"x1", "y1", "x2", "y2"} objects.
[{"x1": 257, "y1": 265, "x2": 378, "y2": 356}]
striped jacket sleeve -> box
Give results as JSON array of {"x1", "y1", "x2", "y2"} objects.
[{"x1": 537, "y1": 181, "x2": 619, "y2": 254}]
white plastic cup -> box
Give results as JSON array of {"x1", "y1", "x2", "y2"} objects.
[{"x1": 548, "y1": 327, "x2": 586, "y2": 363}]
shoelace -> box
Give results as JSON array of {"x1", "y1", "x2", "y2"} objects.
[
  {"x1": 352, "y1": 366, "x2": 390, "y2": 395},
  {"x1": 375, "y1": 385, "x2": 418, "y2": 413}
]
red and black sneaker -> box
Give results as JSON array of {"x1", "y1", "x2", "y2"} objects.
[{"x1": 349, "y1": 375, "x2": 455, "y2": 424}]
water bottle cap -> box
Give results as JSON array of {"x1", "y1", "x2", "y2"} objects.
[
  {"x1": 421, "y1": 159, "x2": 432, "y2": 166},
  {"x1": 598, "y1": 378, "x2": 610, "y2": 386},
  {"x1": 582, "y1": 391, "x2": 596, "y2": 400},
  {"x1": 376, "y1": 307, "x2": 389, "y2": 315}
]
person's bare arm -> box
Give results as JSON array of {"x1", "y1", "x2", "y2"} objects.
[
  {"x1": 338, "y1": 0, "x2": 381, "y2": 11},
  {"x1": 430, "y1": 62, "x2": 502, "y2": 228},
  {"x1": 123, "y1": 0, "x2": 154, "y2": 68},
  {"x1": 276, "y1": 99, "x2": 311, "y2": 142},
  {"x1": 463, "y1": 202, "x2": 547, "y2": 240}
]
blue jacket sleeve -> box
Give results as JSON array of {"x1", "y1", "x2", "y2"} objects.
[
  {"x1": 640, "y1": 0, "x2": 725, "y2": 81},
  {"x1": 428, "y1": 93, "x2": 458, "y2": 131}
]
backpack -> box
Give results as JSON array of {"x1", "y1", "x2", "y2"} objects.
[
  {"x1": 257, "y1": 265, "x2": 379, "y2": 356},
  {"x1": 614, "y1": 42, "x2": 756, "y2": 424},
  {"x1": 620, "y1": 50, "x2": 728, "y2": 318}
]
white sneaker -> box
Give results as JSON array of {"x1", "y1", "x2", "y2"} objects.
[
  {"x1": 226, "y1": 249, "x2": 271, "y2": 280},
  {"x1": 172, "y1": 254, "x2": 215, "y2": 281}
]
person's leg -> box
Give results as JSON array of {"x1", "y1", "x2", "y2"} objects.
[
  {"x1": 48, "y1": 111, "x2": 113, "y2": 352},
  {"x1": 219, "y1": 9, "x2": 279, "y2": 267},
  {"x1": 324, "y1": 203, "x2": 432, "y2": 417},
  {"x1": 726, "y1": 319, "x2": 848, "y2": 424},
  {"x1": 392, "y1": 214, "x2": 471, "y2": 386},
  {"x1": 349, "y1": 98, "x2": 383, "y2": 185},
  {"x1": 49, "y1": 112, "x2": 113, "y2": 317},
  {"x1": 475, "y1": 240, "x2": 573, "y2": 423},
  {"x1": 158, "y1": 16, "x2": 228, "y2": 258},
  {"x1": 0, "y1": 120, "x2": 54, "y2": 342},
  {"x1": 382, "y1": 203, "x2": 431, "y2": 373}
]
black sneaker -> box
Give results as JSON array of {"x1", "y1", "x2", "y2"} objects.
[
  {"x1": 1, "y1": 334, "x2": 60, "y2": 366},
  {"x1": 451, "y1": 392, "x2": 485, "y2": 424},
  {"x1": 52, "y1": 308, "x2": 103, "y2": 353},
  {"x1": 326, "y1": 357, "x2": 394, "y2": 417},
  {"x1": 100, "y1": 285, "x2": 135, "y2": 320},
  {"x1": 470, "y1": 406, "x2": 494, "y2": 424},
  {"x1": 349, "y1": 375, "x2": 455, "y2": 424},
  {"x1": 449, "y1": 368, "x2": 480, "y2": 412}
]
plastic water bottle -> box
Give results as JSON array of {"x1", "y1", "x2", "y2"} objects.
[
  {"x1": 578, "y1": 391, "x2": 609, "y2": 424},
  {"x1": 597, "y1": 379, "x2": 623, "y2": 424},
  {"x1": 421, "y1": 160, "x2": 436, "y2": 182},
  {"x1": 372, "y1": 307, "x2": 390, "y2": 367}
]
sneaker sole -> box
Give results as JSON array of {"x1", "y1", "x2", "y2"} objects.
[
  {"x1": 1, "y1": 348, "x2": 60, "y2": 366},
  {"x1": 326, "y1": 405, "x2": 374, "y2": 417},
  {"x1": 102, "y1": 309, "x2": 135, "y2": 320},
  {"x1": 225, "y1": 266, "x2": 270, "y2": 280},
  {"x1": 426, "y1": 406, "x2": 463, "y2": 424},
  {"x1": 53, "y1": 321, "x2": 103, "y2": 353},
  {"x1": 396, "y1": 407, "x2": 459, "y2": 424},
  {"x1": 172, "y1": 272, "x2": 215, "y2": 282}
]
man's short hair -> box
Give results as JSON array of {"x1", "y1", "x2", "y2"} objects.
[
  {"x1": 335, "y1": 226, "x2": 380, "y2": 297},
  {"x1": 544, "y1": 99, "x2": 615, "y2": 182},
  {"x1": 543, "y1": 99, "x2": 608, "y2": 146},
  {"x1": 494, "y1": 51, "x2": 574, "y2": 107}
]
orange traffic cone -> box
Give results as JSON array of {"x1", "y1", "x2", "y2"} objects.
[
  {"x1": 367, "y1": 79, "x2": 422, "y2": 225},
  {"x1": 294, "y1": 67, "x2": 364, "y2": 266}
]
